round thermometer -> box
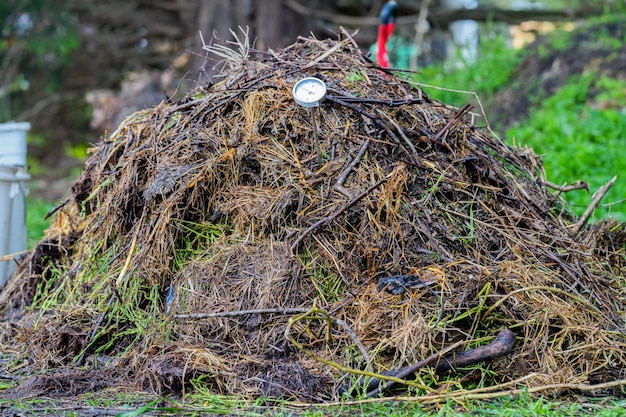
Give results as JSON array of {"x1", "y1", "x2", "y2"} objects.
[{"x1": 292, "y1": 77, "x2": 327, "y2": 108}]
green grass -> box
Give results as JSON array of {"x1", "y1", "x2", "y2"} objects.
[
  {"x1": 415, "y1": 32, "x2": 522, "y2": 109},
  {"x1": 2, "y1": 391, "x2": 626, "y2": 416},
  {"x1": 506, "y1": 73, "x2": 626, "y2": 221},
  {"x1": 26, "y1": 196, "x2": 54, "y2": 248}
]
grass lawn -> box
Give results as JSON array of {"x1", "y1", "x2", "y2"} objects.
[{"x1": 3, "y1": 390, "x2": 626, "y2": 416}]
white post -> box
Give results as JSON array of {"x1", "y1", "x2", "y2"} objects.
[{"x1": 0, "y1": 122, "x2": 30, "y2": 287}]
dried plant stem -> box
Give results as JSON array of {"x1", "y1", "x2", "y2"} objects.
[
  {"x1": 299, "y1": 376, "x2": 626, "y2": 407},
  {"x1": 0, "y1": 250, "x2": 28, "y2": 262},
  {"x1": 376, "y1": 109, "x2": 418, "y2": 156},
  {"x1": 303, "y1": 38, "x2": 351, "y2": 69},
  {"x1": 364, "y1": 339, "x2": 466, "y2": 398},
  {"x1": 326, "y1": 95, "x2": 417, "y2": 165},
  {"x1": 174, "y1": 307, "x2": 309, "y2": 319},
  {"x1": 332, "y1": 315, "x2": 372, "y2": 368},
  {"x1": 334, "y1": 137, "x2": 370, "y2": 198},
  {"x1": 364, "y1": 329, "x2": 515, "y2": 398},
  {"x1": 573, "y1": 175, "x2": 617, "y2": 234},
  {"x1": 432, "y1": 103, "x2": 472, "y2": 143},
  {"x1": 176, "y1": 305, "x2": 373, "y2": 367},
  {"x1": 115, "y1": 211, "x2": 145, "y2": 288},
  {"x1": 544, "y1": 180, "x2": 589, "y2": 193},
  {"x1": 481, "y1": 285, "x2": 603, "y2": 322}
]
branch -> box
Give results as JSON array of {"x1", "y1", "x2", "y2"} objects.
[
  {"x1": 334, "y1": 137, "x2": 370, "y2": 198},
  {"x1": 326, "y1": 95, "x2": 418, "y2": 165},
  {"x1": 362, "y1": 328, "x2": 516, "y2": 398},
  {"x1": 544, "y1": 180, "x2": 589, "y2": 193}
]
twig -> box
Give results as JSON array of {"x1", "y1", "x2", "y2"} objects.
[
  {"x1": 76, "y1": 211, "x2": 145, "y2": 365},
  {"x1": 544, "y1": 180, "x2": 589, "y2": 193},
  {"x1": 338, "y1": 27, "x2": 367, "y2": 63},
  {"x1": 300, "y1": 376, "x2": 626, "y2": 408},
  {"x1": 357, "y1": 339, "x2": 465, "y2": 397},
  {"x1": 600, "y1": 197, "x2": 626, "y2": 208},
  {"x1": 376, "y1": 108, "x2": 418, "y2": 156},
  {"x1": 44, "y1": 196, "x2": 71, "y2": 220},
  {"x1": 303, "y1": 38, "x2": 351, "y2": 69},
  {"x1": 572, "y1": 175, "x2": 617, "y2": 234},
  {"x1": 331, "y1": 316, "x2": 373, "y2": 369},
  {"x1": 75, "y1": 294, "x2": 115, "y2": 366},
  {"x1": 285, "y1": 304, "x2": 417, "y2": 390},
  {"x1": 327, "y1": 91, "x2": 422, "y2": 107},
  {"x1": 413, "y1": 81, "x2": 501, "y2": 141},
  {"x1": 326, "y1": 95, "x2": 418, "y2": 165},
  {"x1": 174, "y1": 307, "x2": 309, "y2": 319},
  {"x1": 481, "y1": 285, "x2": 605, "y2": 322},
  {"x1": 0, "y1": 250, "x2": 28, "y2": 262},
  {"x1": 334, "y1": 138, "x2": 370, "y2": 198},
  {"x1": 432, "y1": 103, "x2": 472, "y2": 142},
  {"x1": 290, "y1": 176, "x2": 388, "y2": 253}
]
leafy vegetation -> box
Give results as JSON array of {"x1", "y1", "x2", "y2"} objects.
[
  {"x1": 508, "y1": 73, "x2": 626, "y2": 221},
  {"x1": 416, "y1": 32, "x2": 522, "y2": 109}
]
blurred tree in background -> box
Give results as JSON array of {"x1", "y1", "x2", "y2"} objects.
[{"x1": 1, "y1": 0, "x2": 78, "y2": 121}]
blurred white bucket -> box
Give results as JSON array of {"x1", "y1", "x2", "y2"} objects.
[{"x1": 0, "y1": 122, "x2": 30, "y2": 166}]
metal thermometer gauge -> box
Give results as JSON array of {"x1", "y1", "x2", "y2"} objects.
[{"x1": 292, "y1": 77, "x2": 327, "y2": 108}]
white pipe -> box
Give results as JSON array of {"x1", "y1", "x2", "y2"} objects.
[{"x1": 0, "y1": 122, "x2": 30, "y2": 287}]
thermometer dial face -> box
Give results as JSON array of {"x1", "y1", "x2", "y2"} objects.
[{"x1": 292, "y1": 77, "x2": 327, "y2": 108}]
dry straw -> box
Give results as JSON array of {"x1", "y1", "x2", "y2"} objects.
[{"x1": 2, "y1": 29, "x2": 625, "y2": 402}]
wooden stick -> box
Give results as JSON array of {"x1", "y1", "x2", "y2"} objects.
[
  {"x1": 0, "y1": 250, "x2": 29, "y2": 262},
  {"x1": 303, "y1": 38, "x2": 351, "y2": 69},
  {"x1": 544, "y1": 180, "x2": 589, "y2": 193},
  {"x1": 326, "y1": 96, "x2": 418, "y2": 165},
  {"x1": 377, "y1": 109, "x2": 419, "y2": 157},
  {"x1": 432, "y1": 103, "x2": 472, "y2": 143},
  {"x1": 334, "y1": 138, "x2": 370, "y2": 198}
]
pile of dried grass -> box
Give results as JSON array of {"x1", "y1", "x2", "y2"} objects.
[{"x1": 2, "y1": 30, "x2": 626, "y2": 402}]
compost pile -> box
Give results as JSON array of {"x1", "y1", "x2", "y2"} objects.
[{"x1": 2, "y1": 32, "x2": 626, "y2": 402}]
